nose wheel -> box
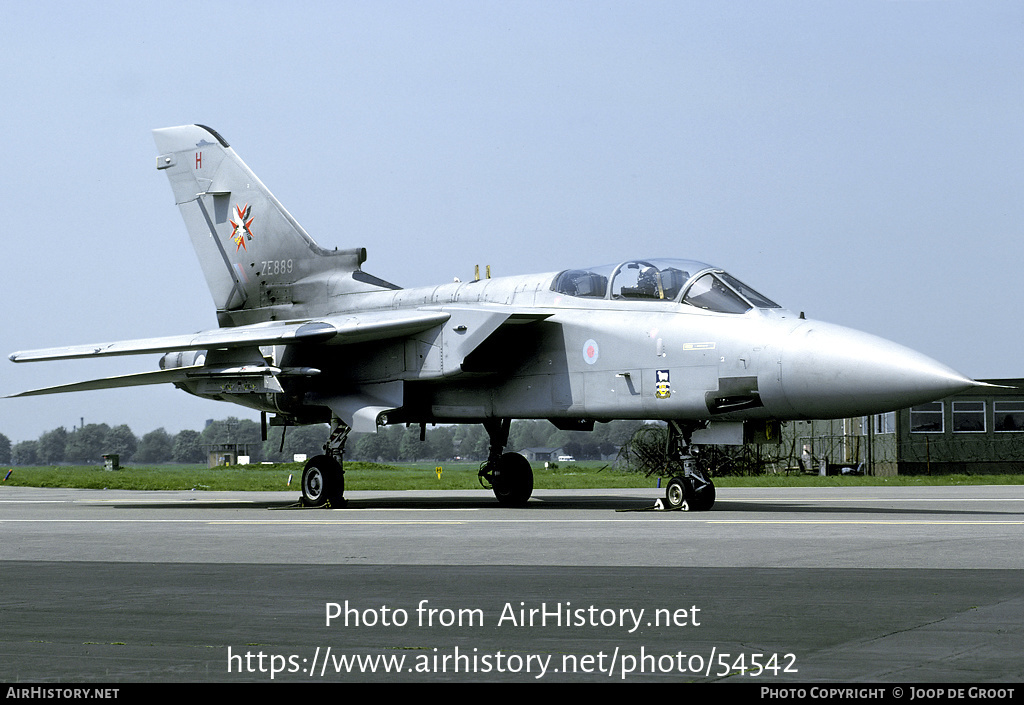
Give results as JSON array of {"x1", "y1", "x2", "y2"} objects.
[
  {"x1": 664, "y1": 468, "x2": 716, "y2": 511},
  {"x1": 665, "y1": 477, "x2": 687, "y2": 509},
  {"x1": 663, "y1": 421, "x2": 716, "y2": 511}
]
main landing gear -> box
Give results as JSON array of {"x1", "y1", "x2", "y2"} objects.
[
  {"x1": 477, "y1": 418, "x2": 534, "y2": 506},
  {"x1": 662, "y1": 420, "x2": 715, "y2": 511},
  {"x1": 300, "y1": 419, "x2": 349, "y2": 508}
]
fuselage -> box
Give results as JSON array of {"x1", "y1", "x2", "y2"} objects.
[{"x1": 200, "y1": 259, "x2": 975, "y2": 428}]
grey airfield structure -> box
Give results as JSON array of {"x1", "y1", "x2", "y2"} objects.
[
  {"x1": 778, "y1": 378, "x2": 1024, "y2": 476},
  {"x1": 8, "y1": 125, "x2": 982, "y2": 509}
]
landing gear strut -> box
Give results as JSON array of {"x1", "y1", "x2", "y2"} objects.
[
  {"x1": 663, "y1": 420, "x2": 716, "y2": 511},
  {"x1": 477, "y1": 418, "x2": 533, "y2": 506},
  {"x1": 301, "y1": 418, "x2": 349, "y2": 507}
]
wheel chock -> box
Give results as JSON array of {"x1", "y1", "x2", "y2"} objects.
[
  {"x1": 654, "y1": 497, "x2": 690, "y2": 511},
  {"x1": 619, "y1": 498, "x2": 690, "y2": 513},
  {"x1": 291, "y1": 495, "x2": 347, "y2": 509}
]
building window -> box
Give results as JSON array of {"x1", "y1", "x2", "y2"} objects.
[
  {"x1": 910, "y1": 402, "x2": 944, "y2": 433},
  {"x1": 952, "y1": 401, "x2": 986, "y2": 433},
  {"x1": 873, "y1": 412, "x2": 895, "y2": 434},
  {"x1": 994, "y1": 401, "x2": 1024, "y2": 432}
]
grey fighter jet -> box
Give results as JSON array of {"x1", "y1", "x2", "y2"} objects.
[{"x1": 9, "y1": 125, "x2": 979, "y2": 509}]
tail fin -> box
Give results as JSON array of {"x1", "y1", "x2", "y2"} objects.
[{"x1": 153, "y1": 125, "x2": 385, "y2": 325}]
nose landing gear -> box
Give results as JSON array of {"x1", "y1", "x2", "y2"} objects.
[
  {"x1": 664, "y1": 465, "x2": 716, "y2": 511},
  {"x1": 662, "y1": 420, "x2": 716, "y2": 511}
]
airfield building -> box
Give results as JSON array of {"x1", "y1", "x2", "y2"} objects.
[{"x1": 777, "y1": 379, "x2": 1024, "y2": 476}]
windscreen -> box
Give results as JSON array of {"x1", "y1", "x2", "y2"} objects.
[{"x1": 682, "y1": 273, "x2": 752, "y2": 313}]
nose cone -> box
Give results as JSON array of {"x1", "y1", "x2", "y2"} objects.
[{"x1": 774, "y1": 320, "x2": 977, "y2": 419}]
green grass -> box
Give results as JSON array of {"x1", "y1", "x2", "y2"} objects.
[{"x1": 2, "y1": 461, "x2": 1023, "y2": 492}]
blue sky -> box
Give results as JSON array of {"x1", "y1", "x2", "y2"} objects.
[{"x1": 2, "y1": 1, "x2": 1022, "y2": 443}]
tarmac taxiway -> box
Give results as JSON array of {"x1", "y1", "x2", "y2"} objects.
[{"x1": 1, "y1": 484, "x2": 1022, "y2": 682}]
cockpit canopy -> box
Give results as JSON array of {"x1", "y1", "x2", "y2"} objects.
[{"x1": 552, "y1": 258, "x2": 781, "y2": 314}]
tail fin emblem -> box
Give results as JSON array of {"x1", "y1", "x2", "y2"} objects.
[{"x1": 229, "y1": 204, "x2": 255, "y2": 251}]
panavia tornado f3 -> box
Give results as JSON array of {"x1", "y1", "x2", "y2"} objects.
[{"x1": 9, "y1": 125, "x2": 980, "y2": 509}]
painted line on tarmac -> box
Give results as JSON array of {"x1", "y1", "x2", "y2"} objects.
[
  {"x1": 730, "y1": 497, "x2": 1024, "y2": 502},
  {"x1": 2, "y1": 518, "x2": 1022, "y2": 527}
]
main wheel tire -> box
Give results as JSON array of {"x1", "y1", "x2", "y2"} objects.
[
  {"x1": 491, "y1": 452, "x2": 534, "y2": 506},
  {"x1": 302, "y1": 454, "x2": 344, "y2": 507},
  {"x1": 665, "y1": 477, "x2": 686, "y2": 509}
]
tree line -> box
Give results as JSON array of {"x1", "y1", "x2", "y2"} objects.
[{"x1": 0, "y1": 418, "x2": 647, "y2": 466}]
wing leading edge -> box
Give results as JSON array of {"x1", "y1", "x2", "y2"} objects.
[
  {"x1": 9, "y1": 310, "x2": 452, "y2": 363},
  {"x1": 7, "y1": 367, "x2": 201, "y2": 398}
]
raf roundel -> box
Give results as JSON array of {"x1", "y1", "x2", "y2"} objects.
[{"x1": 582, "y1": 339, "x2": 600, "y2": 365}]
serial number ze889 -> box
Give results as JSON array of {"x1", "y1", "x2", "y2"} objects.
[{"x1": 260, "y1": 259, "x2": 294, "y2": 276}]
